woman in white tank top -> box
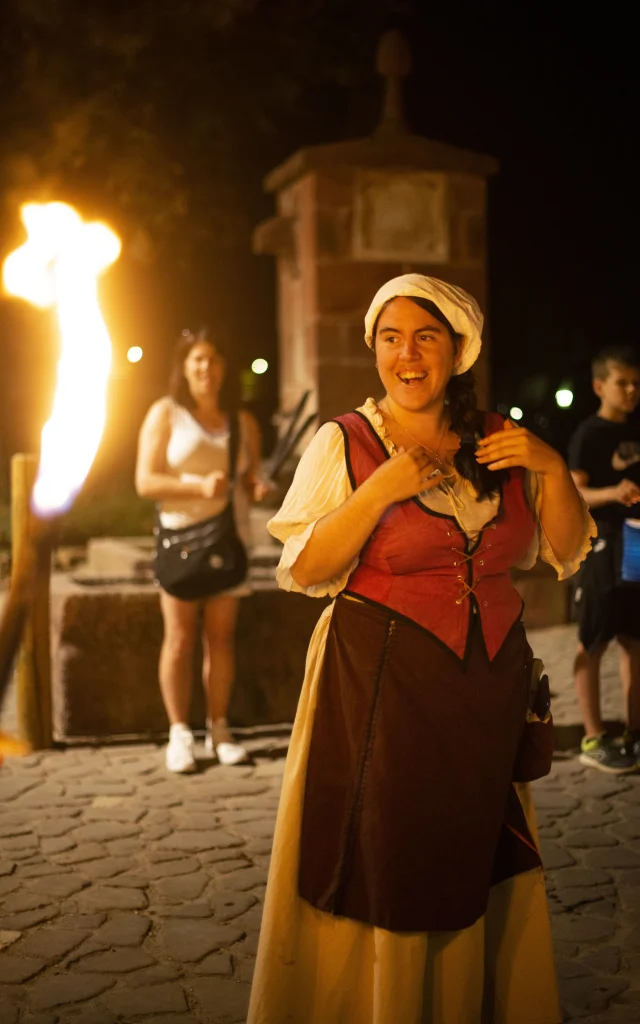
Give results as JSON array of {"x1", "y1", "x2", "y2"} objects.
[{"x1": 136, "y1": 328, "x2": 265, "y2": 772}]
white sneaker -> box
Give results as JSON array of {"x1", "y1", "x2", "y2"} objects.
[
  {"x1": 205, "y1": 718, "x2": 249, "y2": 766},
  {"x1": 165, "y1": 723, "x2": 196, "y2": 773}
]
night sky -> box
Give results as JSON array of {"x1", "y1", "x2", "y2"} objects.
[{"x1": 0, "y1": 0, "x2": 637, "y2": 487}]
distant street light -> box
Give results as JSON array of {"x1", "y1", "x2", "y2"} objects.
[
  {"x1": 555, "y1": 388, "x2": 573, "y2": 408},
  {"x1": 127, "y1": 346, "x2": 143, "y2": 363},
  {"x1": 509, "y1": 406, "x2": 524, "y2": 421},
  {"x1": 251, "y1": 358, "x2": 268, "y2": 375}
]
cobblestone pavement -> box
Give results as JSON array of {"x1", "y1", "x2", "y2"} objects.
[{"x1": 0, "y1": 624, "x2": 638, "y2": 1022}]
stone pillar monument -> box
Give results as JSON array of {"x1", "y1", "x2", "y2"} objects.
[{"x1": 253, "y1": 30, "x2": 498, "y2": 425}]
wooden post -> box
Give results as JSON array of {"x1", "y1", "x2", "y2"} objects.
[{"x1": 11, "y1": 454, "x2": 53, "y2": 749}]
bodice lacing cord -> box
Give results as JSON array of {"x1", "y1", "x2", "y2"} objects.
[
  {"x1": 435, "y1": 477, "x2": 490, "y2": 606},
  {"x1": 455, "y1": 576, "x2": 481, "y2": 605},
  {"x1": 451, "y1": 545, "x2": 485, "y2": 606}
]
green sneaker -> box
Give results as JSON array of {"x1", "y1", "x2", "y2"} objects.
[{"x1": 579, "y1": 733, "x2": 638, "y2": 775}]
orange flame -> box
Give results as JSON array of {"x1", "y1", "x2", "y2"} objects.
[{"x1": 2, "y1": 202, "x2": 121, "y2": 516}]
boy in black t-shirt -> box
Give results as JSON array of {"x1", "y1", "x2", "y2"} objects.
[{"x1": 568, "y1": 346, "x2": 640, "y2": 773}]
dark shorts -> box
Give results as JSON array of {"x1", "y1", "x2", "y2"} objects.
[{"x1": 573, "y1": 525, "x2": 640, "y2": 651}]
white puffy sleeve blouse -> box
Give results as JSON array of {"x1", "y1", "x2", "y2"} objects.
[{"x1": 268, "y1": 400, "x2": 596, "y2": 598}]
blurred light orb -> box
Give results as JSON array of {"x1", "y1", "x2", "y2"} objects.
[
  {"x1": 127, "y1": 346, "x2": 143, "y2": 364},
  {"x1": 509, "y1": 406, "x2": 524, "y2": 421},
  {"x1": 555, "y1": 388, "x2": 573, "y2": 408},
  {"x1": 251, "y1": 358, "x2": 269, "y2": 375}
]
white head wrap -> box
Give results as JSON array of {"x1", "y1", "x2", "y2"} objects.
[{"x1": 364, "y1": 274, "x2": 483, "y2": 376}]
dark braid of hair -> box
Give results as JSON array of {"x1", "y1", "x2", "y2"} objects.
[{"x1": 448, "y1": 369, "x2": 505, "y2": 501}]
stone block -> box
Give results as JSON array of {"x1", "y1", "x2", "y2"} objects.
[
  {"x1": 585, "y1": 847, "x2": 640, "y2": 869},
  {"x1": 554, "y1": 869, "x2": 613, "y2": 888},
  {"x1": 155, "y1": 829, "x2": 242, "y2": 854},
  {"x1": 552, "y1": 914, "x2": 616, "y2": 943},
  {"x1": 78, "y1": 886, "x2": 148, "y2": 911},
  {"x1": 80, "y1": 857, "x2": 133, "y2": 880},
  {"x1": 315, "y1": 168, "x2": 354, "y2": 208},
  {"x1": 209, "y1": 891, "x2": 257, "y2": 922},
  {"x1": 157, "y1": 920, "x2": 244, "y2": 962},
  {"x1": 0, "y1": 907, "x2": 59, "y2": 931},
  {"x1": 154, "y1": 871, "x2": 209, "y2": 900},
  {"x1": 465, "y1": 213, "x2": 486, "y2": 263},
  {"x1": 209, "y1": 858, "x2": 251, "y2": 875},
  {"x1": 581, "y1": 946, "x2": 621, "y2": 974},
  {"x1": 12, "y1": 927, "x2": 92, "y2": 962},
  {"x1": 101, "y1": 984, "x2": 187, "y2": 1017},
  {"x1": 0, "y1": 1000, "x2": 18, "y2": 1024},
  {"x1": 316, "y1": 319, "x2": 367, "y2": 362},
  {"x1": 317, "y1": 362, "x2": 383, "y2": 424},
  {"x1": 189, "y1": 977, "x2": 251, "y2": 1022},
  {"x1": 540, "y1": 841, "x2": 575, "y2": 870},
  {"x1": 352, "y1": 170, "x2": 450, "y2": 263},
  {"x1": 50, "y1": 578, "x2": 168, "y2": 739},
  {"x1": 81, "y1": 536, "x2": 155, "y2": 579},
  {"x1": 155, "y1": 903, "x2": 212, "y2": 918},
  {"x1": 39, "y1": 835, "x2": 73, "y2": 860},
  {"x1": 52, "y1": 842, "x2": 108, "y2": 865},
  {"x1": 562, "y1": 830, "x2": 619, "y2": 848},
  {"x1": 449, "y1": 175, "x2": 486, "y2": 214},
  {"x1": 93, "y1": 913, "x2": 151, "y2": 947},
  {"x1": 0, "y1": 929, "x2": 21, "y2": 950},
  {"x1": 316, "y1": 209, "x2": 352, "y2": 259},
  {"x1": 317, "y1": 261, "x2": 401, "y2": 315},
  {"x1": 147, "y1": 856, "x2": 201, "y2": 880},
  {"x1": 75, "y1": 949, "x2": 155, "y2": 973},
  {"x1": 126, "y1": 964, "x2": 183, "y2": 986},
  {"x1": 29, "y1": 973, "x2": 115, "y2": 1010},
  {"x1": 50, "y1": 574, "x2": 329, "y2": 739},
  {"x1": 0, "y1": 953, "x2": 46, "y2": 983},
  {"x1": 28, "y1": 875, "x2": 88, "y2": 898},
  {"x1": 559, "y1": 974, "x2": 629, "y2": 1014},
  {"x1": 74, "y1": 1011, "x2": 117, "y2": 1024},
  {"x1": 217, "y1": 867, "x2": 268, "y2": 892}
]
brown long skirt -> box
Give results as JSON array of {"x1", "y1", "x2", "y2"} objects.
[{"x1": 299, "y1": 594, "x2": 541, "y2": 932}]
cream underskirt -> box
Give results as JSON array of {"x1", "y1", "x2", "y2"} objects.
[{"x1": 247, "y1": 604, "x2": 561, "y2": 1024}]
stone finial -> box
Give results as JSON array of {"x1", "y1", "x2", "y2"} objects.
[{"x1": 375, "y1": 28, "x2": 412, "y2": 137}]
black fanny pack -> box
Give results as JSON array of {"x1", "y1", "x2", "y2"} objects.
[{"x1": 154, "y1": 414, "x2": 248, "y2": 601}]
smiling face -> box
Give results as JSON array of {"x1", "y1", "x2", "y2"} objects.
[
  {"x1": 374, "y1": 297, "x2": 460, "y2": 413},
  {"x1": 183, "y1": 341, "x2": 225, "y2": 403}
]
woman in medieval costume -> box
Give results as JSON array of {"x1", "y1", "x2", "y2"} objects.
[{"x1": 247, "y1": 274, "x2": 595, "y2": 1024}]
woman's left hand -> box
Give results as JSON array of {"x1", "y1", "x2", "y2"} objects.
[{"x1": 475, "y1": 420, "x2": 565, "y2": 476}]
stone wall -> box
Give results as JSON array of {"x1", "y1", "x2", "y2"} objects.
[
  {"x1": 42, "y1": 557, "x2": 569, "y2": 742},
  {"x1": 50, "y1": 575, "x2": 329, "y2": 742}
]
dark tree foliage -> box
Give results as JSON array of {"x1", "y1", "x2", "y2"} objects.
[{"x1": 0, "y1": 0, "x2": 394, "y2": 259}]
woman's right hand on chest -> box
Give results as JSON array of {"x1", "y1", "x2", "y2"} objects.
[
  {"x1": 367, "y1": 445, "x2": 444, "y2": 506},
  {"x1": 200, "y1": 471, "x2": 228, "y2": 499}
]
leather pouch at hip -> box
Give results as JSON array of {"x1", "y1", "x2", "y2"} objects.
[{"x1": 512, "y1": 657, "x2": 554, "y2": 783}]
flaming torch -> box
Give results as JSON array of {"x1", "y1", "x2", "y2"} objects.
[{"x1": 0, "y1": 202, "x2": 121, "y2": 753}]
